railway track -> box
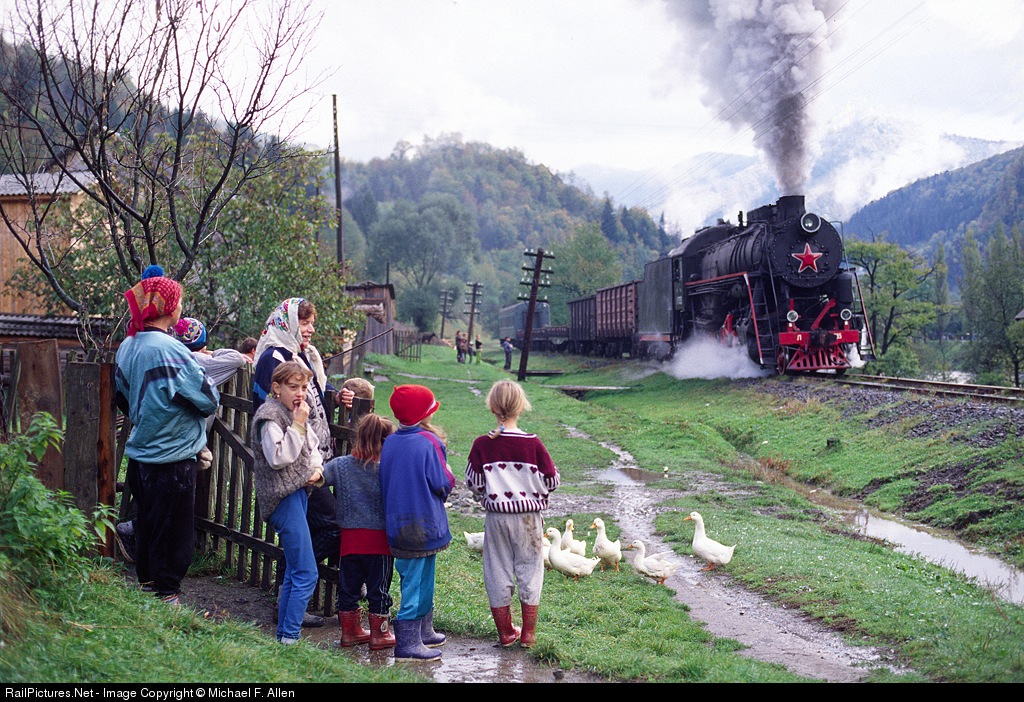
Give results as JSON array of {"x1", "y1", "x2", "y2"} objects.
[{"x1": 818, "y1": 373, "x2": 1024, "y2": 403}]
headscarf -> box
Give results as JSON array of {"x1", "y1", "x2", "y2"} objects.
[
  {"x1": 124, "y1": 265, "x2": 182, "y2": 336},
  {"x1": 254, "y1": 297, "x2": 328, "y2": 389}
]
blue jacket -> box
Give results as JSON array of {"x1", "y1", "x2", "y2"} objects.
[
  {"x1": 378, "y1": 426, "x2": 454, "y2": 557},
  {"x1": 115, "y1": 329, "x2": 220, "y2": 464}
]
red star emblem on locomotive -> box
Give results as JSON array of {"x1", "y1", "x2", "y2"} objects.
[{"x1": 791, "y1": 243, "x2": 823, "y2": 273}]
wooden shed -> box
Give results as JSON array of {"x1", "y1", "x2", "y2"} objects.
[
  {"x1": 345, "y1": 281, "x2": 397, "y2": 355},
  {"x1": 0, "y1": 172, "x2": 91, "y2": 315}
]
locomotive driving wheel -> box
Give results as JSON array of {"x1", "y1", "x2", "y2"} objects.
[{"x1": 776, "y1": 347, "x2": 791, "y2": 375}]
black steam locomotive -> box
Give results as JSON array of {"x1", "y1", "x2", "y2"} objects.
[{"x1": 503, "y1": 196, "x2": 874, "y2": 374}]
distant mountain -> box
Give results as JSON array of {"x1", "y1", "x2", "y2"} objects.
[
  {"x1": 573, "y1": 117, "x2": 1022, "y2": 234},
  {"x1": 846, "y1": 145, "x2": 1024, "y2": 249}
]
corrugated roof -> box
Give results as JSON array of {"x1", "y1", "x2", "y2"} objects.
[
  {"x1": 0, "y1": 171, "x2": 94, "y2": 197},
  {"x1": 0, "y1": 313, "x2": 113, "y2": 340}
]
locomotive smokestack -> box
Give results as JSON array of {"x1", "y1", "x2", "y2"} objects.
[{"x1": 662, "y1": 1, "x2": 843, "y2": 194}]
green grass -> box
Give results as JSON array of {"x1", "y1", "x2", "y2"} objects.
[{"x1": 0, "y1": 568, "x2": 418, "y2": 683}]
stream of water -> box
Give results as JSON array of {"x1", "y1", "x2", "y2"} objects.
[{"x1": 596, "y1": 436, "x2": 1024, "y2": 606}]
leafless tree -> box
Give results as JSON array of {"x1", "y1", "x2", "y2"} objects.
[{"x1": 0, "y1": 0, "x2": 324, "y2": 316}]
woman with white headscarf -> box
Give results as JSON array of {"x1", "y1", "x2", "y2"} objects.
[{"x1": 253, "y1": 298, "x2": 340, "y2": 625}]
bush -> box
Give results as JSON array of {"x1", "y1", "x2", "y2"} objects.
[{"x1": 0, "y1": 413, "x2": 102, "y2": 593}]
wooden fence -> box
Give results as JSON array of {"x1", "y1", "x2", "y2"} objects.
[{"x1": 393, "y1": 330, "x2": 422, "y2": 362}]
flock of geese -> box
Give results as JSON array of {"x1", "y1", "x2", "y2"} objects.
[{"x1": 463, "y1": 511, "x2": 736, "y2": 585}]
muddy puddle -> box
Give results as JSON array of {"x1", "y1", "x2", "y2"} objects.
[{"x1": 273, "y1": 617, "x2": 595, "y2": 682}]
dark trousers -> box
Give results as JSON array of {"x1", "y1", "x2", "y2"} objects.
[
  {"x1": 339, "y1": 553, "x2": 395, "y2": 615},
  {"x1": 126, "y1": 457, "x2": 197, "y2": 596}
]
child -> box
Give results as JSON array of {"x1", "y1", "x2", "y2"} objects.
[
  {"x1": 321, "y1": 413, "x2": 396, "y2": 650},
  {"x1": 173, "y1": 317, "x2": 251, "y2": 387},
  {"x1": 250, "y1": 361, "x2": 324, "y2": 644},
  {"x1": 379, "y1": 384, "x2": 456, "y2": 661},
  {"x1": 465, "y1": 380, "x2": 559, "y2": 648},
  {"x1": 340, "y1": 377, "x2": 376, "y2": 427}
]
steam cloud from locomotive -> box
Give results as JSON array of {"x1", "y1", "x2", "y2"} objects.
[{"x1": 664, "y1": 0, "x2": 843, "y2": 193}]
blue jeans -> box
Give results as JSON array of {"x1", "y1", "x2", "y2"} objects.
[
  {"x1": 268, "y1": 489, "x2": 318, "y2": 641},
  {"x1": 394, "y1": 555, "x2": 436, "y2": 621}
]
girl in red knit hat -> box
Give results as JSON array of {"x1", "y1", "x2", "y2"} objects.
[{"x1": 378, "y1": 384, "x2": 456, "y2": 661}]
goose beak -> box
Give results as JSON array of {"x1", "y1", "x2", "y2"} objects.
[{"x1": 683, "y1": 516, "x2": 693, "y2": 522}]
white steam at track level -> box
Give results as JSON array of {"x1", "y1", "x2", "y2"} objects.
[
  {"x1": 663, "y1": 336, "x2": 771, "y2": 380},
  {"x1": 663, "y1": 0, "x2": 843, "y2": 194}
]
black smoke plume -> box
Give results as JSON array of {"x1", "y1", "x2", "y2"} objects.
[{"x1": 664, "y1": 0, "x2": 842, "y2": 194}]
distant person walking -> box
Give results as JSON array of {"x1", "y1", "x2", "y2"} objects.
[{"x1": 502, "y1": 337, "x2": 513, "y2": 371}]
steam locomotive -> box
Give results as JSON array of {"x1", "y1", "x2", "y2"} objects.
[{"x1": 502, "y1": 196, "x2": 875, "y2": 374}]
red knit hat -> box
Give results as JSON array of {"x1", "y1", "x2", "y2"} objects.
[{"x1": 390, "y1": 384, "x2": 440, "y2": 426}]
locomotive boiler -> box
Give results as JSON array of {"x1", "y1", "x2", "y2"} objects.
[{"x1": 636, "y1": 195, "x2": 872, "y2": 373}]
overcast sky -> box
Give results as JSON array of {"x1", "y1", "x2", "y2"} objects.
[
  {"x1": 294, "y1": 0, "x2": 1024, "y2": 175},
  {"x1": 3, "y1": 0, "x2": 1022, "y2": 218}
]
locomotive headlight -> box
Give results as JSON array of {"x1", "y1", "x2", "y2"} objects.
[
  {"x1": 840, "y1": 308, "x2": 853, "y2": 321},
  {"x1": 800, "y1": 213, "x2": 821, "y2": 234},
  {"x1": 786, "y1": 310, "x2": 799, "y2": 323}
]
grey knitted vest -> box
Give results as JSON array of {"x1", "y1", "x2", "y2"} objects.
[{"x1": 251, "y1": 399, "x2": 313, "y2": 522}]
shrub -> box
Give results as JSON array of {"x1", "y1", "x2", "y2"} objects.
[{"x1": 0, "y1": 413, "x2": 101, "y2": 593}]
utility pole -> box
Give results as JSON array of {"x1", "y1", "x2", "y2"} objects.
[
  {"x1": 465, "y1": 281, "x2": 482, "y2": 353},
  {"x1": 332, "y1": 94, "x2": 344, "y2": 266},
  {"x1": 438, "y1": 288, "x2": 454, "y2": 340},
  {"x1": 517, "y1": 248, "x2": 554, "y2": 382}
]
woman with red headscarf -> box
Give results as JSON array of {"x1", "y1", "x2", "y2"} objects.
[{"x1": 115, "y1": 265, "x2": 220, "y2": 604}]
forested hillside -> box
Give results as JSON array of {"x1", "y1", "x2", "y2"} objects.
[
  {"x1": 846, "y1": 145, "x2": 1024, "y2": 284},
  {"x1": 338, "y1": 134, "x2": 675, "y2": 330}
]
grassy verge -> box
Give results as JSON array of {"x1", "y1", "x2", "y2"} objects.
[{"x1": 0, "y1": 567, "x2": 420, "y2": 683}]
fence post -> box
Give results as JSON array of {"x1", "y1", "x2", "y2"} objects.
[
  {"x1": 14, "y1": 340, "x2": 64, "y2": 490},
  {"x1": 63, "y1": 361, "x2": 118, "y2": 557}
]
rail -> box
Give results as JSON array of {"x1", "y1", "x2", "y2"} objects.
[{"x1": 821, "y1": 373, "x2": 1024, "y2": 404}]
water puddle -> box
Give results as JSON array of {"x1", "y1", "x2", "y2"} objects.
[
  {"x1": 848, "y1": 510, "x2": 1024, "y2": 605},
  {"x1": 744, "y1": 458, "x2": 1024, "y2": 606},
  {"x1": 558, "y1": 426, "x2": 904, "y2": 682}
]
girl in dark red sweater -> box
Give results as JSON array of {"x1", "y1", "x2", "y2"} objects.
[{"x1": 465, "y1": 380, "x2": 559, "y2": 648}]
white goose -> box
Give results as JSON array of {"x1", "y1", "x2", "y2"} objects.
[
  {"x1": 685, "y1": 511, "x2": 735, "y2": 570},
  {"x1": 542, "y1": 535, "x2": 552, "y2": 569},
  {"x1": 561, "y1": 518, "x2": 587, "y2": 556},
  {"x1": 546, "y1": 527, "x2": 601, "y2": 581},
  {"x1": 625, "y1": 539, "x2": 679, "y2": 585},
  {"x1": 589, "y1": 518, "x2": 622, "y2": 572},
  {"x1": 463, "y1": 531, "x2": 485, "y2": 553}
]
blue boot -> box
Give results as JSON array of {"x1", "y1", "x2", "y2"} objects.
[
  {"x1": 420, "y1": 608, "x2": 446, "y2": 648},
  {"x1": 394, "y1": 618, "x2": 441, "y2": 661}
]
